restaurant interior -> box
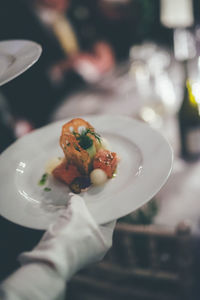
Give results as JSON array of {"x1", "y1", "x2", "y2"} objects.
[{"x1": 0, "y1": 0, "x2": 200, "y2": 299}]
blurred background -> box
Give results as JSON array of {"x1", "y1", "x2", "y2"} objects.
[{"x1": 1, "y1": 0, "x2": 200, "y2": 299}]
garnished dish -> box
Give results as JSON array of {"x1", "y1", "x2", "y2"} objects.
[
  {"x1": 0, "y1": 115, "x2": 173, "y2": 229},
  {"x1": 40, "y1": 118, "x2": 119, "y2": 194}
]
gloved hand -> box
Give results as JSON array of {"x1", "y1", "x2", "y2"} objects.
[
  {"x1": 19, "y1": 193, "x2": 116, "y2": 280},
  {"x1": 0, "y1": 194, "x2": 116, "y2": 300}
]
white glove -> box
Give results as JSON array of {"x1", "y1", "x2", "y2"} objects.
[
  {"x1": 0, "y1": 194, "x2": 115, "y2": 300},
  {"x1": 19, "y1": 194, "x2": 115, "y2": 279}
]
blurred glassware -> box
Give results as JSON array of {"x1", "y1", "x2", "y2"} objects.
[
  {"x1": 160, "y1": 0, "x2": 195, "y2": 64},
  {"x1": 173, "y1": 28, "x2": 196, "y2": 62},
  {"x1": 160, "y1": 0, "x2": 200, "y2": 161},
  {"x1": 52, "y1": 43, "x2": 184, "y2": 128},
  {"x1": 129, "y1": 43, "x2": 184, "y2": 128}
]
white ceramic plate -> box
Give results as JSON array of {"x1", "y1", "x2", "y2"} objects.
[
  {"x1": 0, "y1": 115, "x2": 173, "y2": 230},
  {"x1": 0, "y1": 40, "x2": 42, "y2": 86}
]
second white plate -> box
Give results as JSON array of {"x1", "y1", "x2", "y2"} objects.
[{"x1": 0, "y1": 40, "x2": 42, "y2": 86}]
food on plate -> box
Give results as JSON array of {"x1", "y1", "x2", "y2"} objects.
[
  {"x1": 93, "y1": 149, "x2": 118, "y2": 178},
  {"x1": 53, "y1": 161, "x2": 81, "y2": 185},
  {"x1": 38, "y1": 173, "x2": 48, "y2": 186},
  {"x1": 69, "y1": 177, "x2": 91, "y2": 194},
  {"x1": 40, "y1": 118, "x2": 119, "y2": 193},
  {"x1": 45, "y1": 157, "x2": 64, "y2": 174}
]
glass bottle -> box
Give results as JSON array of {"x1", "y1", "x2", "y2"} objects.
[{"x1": 178, "y1": 78, "x2": 200, "y2": 161}]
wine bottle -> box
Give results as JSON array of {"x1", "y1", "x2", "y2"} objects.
[{"x1": 178, "y1": 79, "x2": 200, "y2": 161}]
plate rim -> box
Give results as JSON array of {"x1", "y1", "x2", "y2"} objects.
[{"x1": 0, "y1": 39, "x2": 42, "y2": 86}]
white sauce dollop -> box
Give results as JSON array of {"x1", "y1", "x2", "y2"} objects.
[{"x1": 45, "y1": 157, "x2": 64, "y2": 174}]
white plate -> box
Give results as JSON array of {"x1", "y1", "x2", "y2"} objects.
[
  {"x1": 0, "y1": 115, "x2": 173, "y2": 230},
  {"x1": 0, "y1": 40, "x2": 42, "y2": 86}
]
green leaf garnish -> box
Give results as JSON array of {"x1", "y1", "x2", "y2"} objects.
[
  {"x1": 85, "y1": 128, "x2": 102, "y2": 144},
  {"x1": 39, "y1": 173, "x2": 48, "y2": 186},
  {"x1": 72, "y1": 128, "x2": 101, "y2": 150},
  {"x1": 78, "y1": 135, "x2": 93, "y2": 149},
  {"x1": 44, "y1": 187, "x2": 51, "y2": 192}
]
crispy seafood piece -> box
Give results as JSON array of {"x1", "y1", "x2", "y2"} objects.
[
  {"x1": 60, "y1": 133, "x2": 91, "y2": 175},
  {"x1": 61, "y1": 118, "x2": 94, "y2": 135},
  {"x1": 60, "y1": 118, "x2": 100, "y2": 150},
  {"x1": 60, "y1": 118, "x2": 102, "y2": 174}
]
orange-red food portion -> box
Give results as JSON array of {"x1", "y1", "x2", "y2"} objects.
[
  {"x1": 93, "y1": 149, "x2": 118, "y2": 178},
  {"x1": 52, "y1": 162, "x2": 81, "y2": 185},
  {"x1": 52, "y1": 118, "x2": 119, "y2": 192},
  {"x1": 60, "y1": 118, "x2": 99, "y2": 150}
]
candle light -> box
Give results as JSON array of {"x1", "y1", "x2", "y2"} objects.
[{"x1": 160, "y1": 0, "x2": 194, "y2": 28}]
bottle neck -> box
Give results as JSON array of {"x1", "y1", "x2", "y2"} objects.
[{"x1": 183, "y1": 59, "x2": 189, "y2": 82}]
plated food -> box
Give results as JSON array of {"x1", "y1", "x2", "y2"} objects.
[
  {"x1": 0, "y1": 114, "x2": 173, "y2": 229},
  {"x1": 40, "y1": 118, "x2": 119, "y2": 193}
]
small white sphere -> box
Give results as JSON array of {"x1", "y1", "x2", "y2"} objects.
[{"x1": 90, "y1": 169, "x2": 108, "y2": 186}]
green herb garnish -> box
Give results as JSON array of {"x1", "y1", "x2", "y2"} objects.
[
  {"x1": 86, "y1": 128, "x2": 101, "y2": 144},
  {"x1": 39, "y1": 173, "x2": 48, "y2": 186},
  {"x1": 78, "y1": 135, "x2": 93, "y2": 149},
  {"x1": 44, "y1": 187, "x2": 51, "y2": 192},
  {"x1": 72, "y1": 128, "x2": 101, "y2": 150}
]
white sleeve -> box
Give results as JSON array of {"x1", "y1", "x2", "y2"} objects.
[{"x1": 0, "y1": 263, "x2": 66, "y2": 300}]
